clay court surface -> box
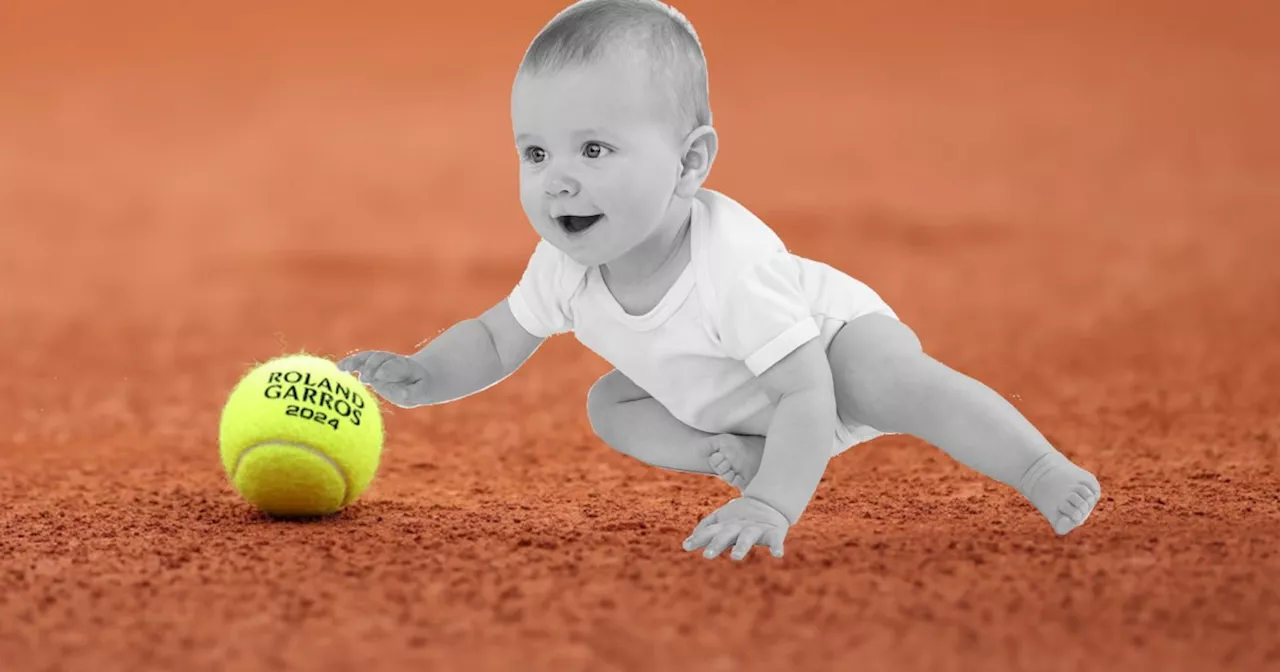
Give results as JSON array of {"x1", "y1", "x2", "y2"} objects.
[{"x1": 2, "y1": 1, "x2": 1279, "y2": 670}]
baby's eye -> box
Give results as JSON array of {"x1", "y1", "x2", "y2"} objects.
[
  {"x1": 523, "y1": 146, "x2": 547, "y2": 163},
  {"x1": 583, "y1": 142, "x2": 611, "y2": 159}
]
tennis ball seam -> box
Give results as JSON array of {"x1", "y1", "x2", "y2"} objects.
[{"x1": 232, "y1": 441, "x2": 352, "y2": 507}]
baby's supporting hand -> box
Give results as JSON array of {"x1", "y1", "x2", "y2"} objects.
[
  {"x1": 683, "y1": 496, "x2": 790, "y2": 561},
  {"x1": 337, "y1": 351, "x2": 430, "y2": 408}
]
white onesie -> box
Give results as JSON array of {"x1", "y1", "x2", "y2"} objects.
[{"x1": 508, "y1": 189, "x2": 900, "y2": 455}]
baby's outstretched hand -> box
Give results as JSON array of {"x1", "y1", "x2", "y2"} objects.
[
  {"x1": 683, "y1": 496, "x2": 790, "y2": 561},
  {"x1": 337, "y1": 351, "x2": 430, "y2": 408}
]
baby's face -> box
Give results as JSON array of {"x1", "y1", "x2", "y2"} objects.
[{"x1": 512, "y1": 57, "x2": 686, "y2": 267}]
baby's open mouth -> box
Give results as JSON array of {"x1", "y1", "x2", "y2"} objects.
[{"x1": 557, "y1": 214, "x2": 604, "y2": 234}]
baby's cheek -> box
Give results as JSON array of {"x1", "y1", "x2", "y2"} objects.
[
  {"x1": 517, "y1": 185, "x2": 536, "y2": 209},
  {"x1": 518, "y1": 193, "x2": 543, "y2": 223},
  {"x1": 620, "y1": 172, "x2": 672, "y2": 216}
]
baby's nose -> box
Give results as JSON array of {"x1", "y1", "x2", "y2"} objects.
[{"x1": 544, "y1": 169, "x2": 580, "y2": 197}]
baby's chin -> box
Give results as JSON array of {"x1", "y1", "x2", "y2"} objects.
[
  {"x1": 550, "y1": 235, "x2": 620, "y2": 269},
  {"x1": 558, "y1": 242, "x2": 613, "y2": 268}
]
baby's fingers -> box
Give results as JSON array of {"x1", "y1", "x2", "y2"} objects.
[
  {"x1": 369, "y1": 382, "x2": 409, "y2": 408},
  {"x1": 351, "y1": 351, "x2": 397, "y2": 382},
  {"x1": 730, "y1": 526, "x2": 765, "y2": 561},
  {"x1": 761, "y1": 528, "x2": 785, "y2": 558},
  {"x1": 690, "y1": 509, "x2": 722, "y2": 537},
  {"x1": 337, "y1": 352, "x2": 370, "y2": 374},
  {"x1": 373, "y1": 356, "x2": 422, "y2": 384},
  {"x1": 371, "y1": 378, "x2": 430, "y2": 409},
  {"x1": 683, "y1": 519, "x2": 724, "y2": 552},
  {"x1": 703, "y1": 524, "x2": 743, "y2": 559}
]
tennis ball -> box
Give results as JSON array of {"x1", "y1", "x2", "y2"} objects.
[{"x1": 218, "y1": 353, "x2": 384, "y2": 518}]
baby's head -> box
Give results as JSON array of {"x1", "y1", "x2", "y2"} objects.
[{"x1": 512, "y1": 0, "x2": 717, "y2": 268}]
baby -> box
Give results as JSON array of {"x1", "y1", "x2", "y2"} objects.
[{"x1": 338, "y1": 0, "x2": 1101, "y2": 562}]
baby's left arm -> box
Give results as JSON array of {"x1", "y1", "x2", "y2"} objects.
[
  {"x1": 742, "y1": 336, "x2": 839, "y2": 524},
  {"x1": 683, "y1": 336, "x2": 838, "y2": 560}
]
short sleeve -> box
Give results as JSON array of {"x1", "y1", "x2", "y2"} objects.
[
  {"x1": 507, "y1": 240, "x2": 578, "y2": 337},
  {"x1": 716, "y1": 253, "x2": 820, "y2": 375}
]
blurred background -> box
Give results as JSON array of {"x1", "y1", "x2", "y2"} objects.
[{"x1": 4, "y1": 0, "x2": 1276, "y2": 319}]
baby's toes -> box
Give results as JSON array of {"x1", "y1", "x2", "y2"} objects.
[
  {"x1": 1084, "y1": 474, "x2": 1102, "y2": 499},
  {"x1": 709, "y1": 434, "x2": 744, "y2": 463},
  {"x1": 1059, "y1": 495, "x2": 1087, "y2": 526},
  {"x1": 709, "y1": 452, "x2": 731, "y2": 476},
  {"x1": 1076, "y1": 484, "x2": 1101, "y2": 511},
  {"x1": 1067, "y1": 491, "x2": 1088, "y2": 512},
  {"x1": 1056, "y1": 486, "x2": 1098, "y2": 532}
]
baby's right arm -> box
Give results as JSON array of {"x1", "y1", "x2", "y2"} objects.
[{"x1": 338, "y1": 298, "x2": 544, "y2": 408}]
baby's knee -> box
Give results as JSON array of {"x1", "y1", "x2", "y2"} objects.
[
  {"x1": 585, "y1": 374, "x2": 617, "y2": 431},
  {"x1": 829, "y1": 315, "x2": 929, "y2": 429},
  {"x1": 585, "y1": 370, "x2": 643, "y2": 438}
]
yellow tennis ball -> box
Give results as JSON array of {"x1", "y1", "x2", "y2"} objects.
[{"x1": 218, "y1": 353, "x2": 384, "y2": 518}]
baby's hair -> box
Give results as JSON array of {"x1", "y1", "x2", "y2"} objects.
[{"x1": 519, "y1": 0, "x2": 712, "y2": 137}]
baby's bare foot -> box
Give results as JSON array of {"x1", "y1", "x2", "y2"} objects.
[
  {"x1": 1017, "y1": 451, "x2": 1102, "y2": 535},
  {"x1": 707, "y1": 434, "x2": 766, "y2": 491}
]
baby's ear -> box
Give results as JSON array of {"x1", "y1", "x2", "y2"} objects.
[{"x1": 676, "y1": 125, "x2": 718, "y2": 198}]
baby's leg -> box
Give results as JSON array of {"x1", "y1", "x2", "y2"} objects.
[
  {"x1": 586, "y1": 369, "x2": 759, "y2": 488},
  {"x1": 828, "y1": 313, "x2": 1101, "y2": 535}
]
